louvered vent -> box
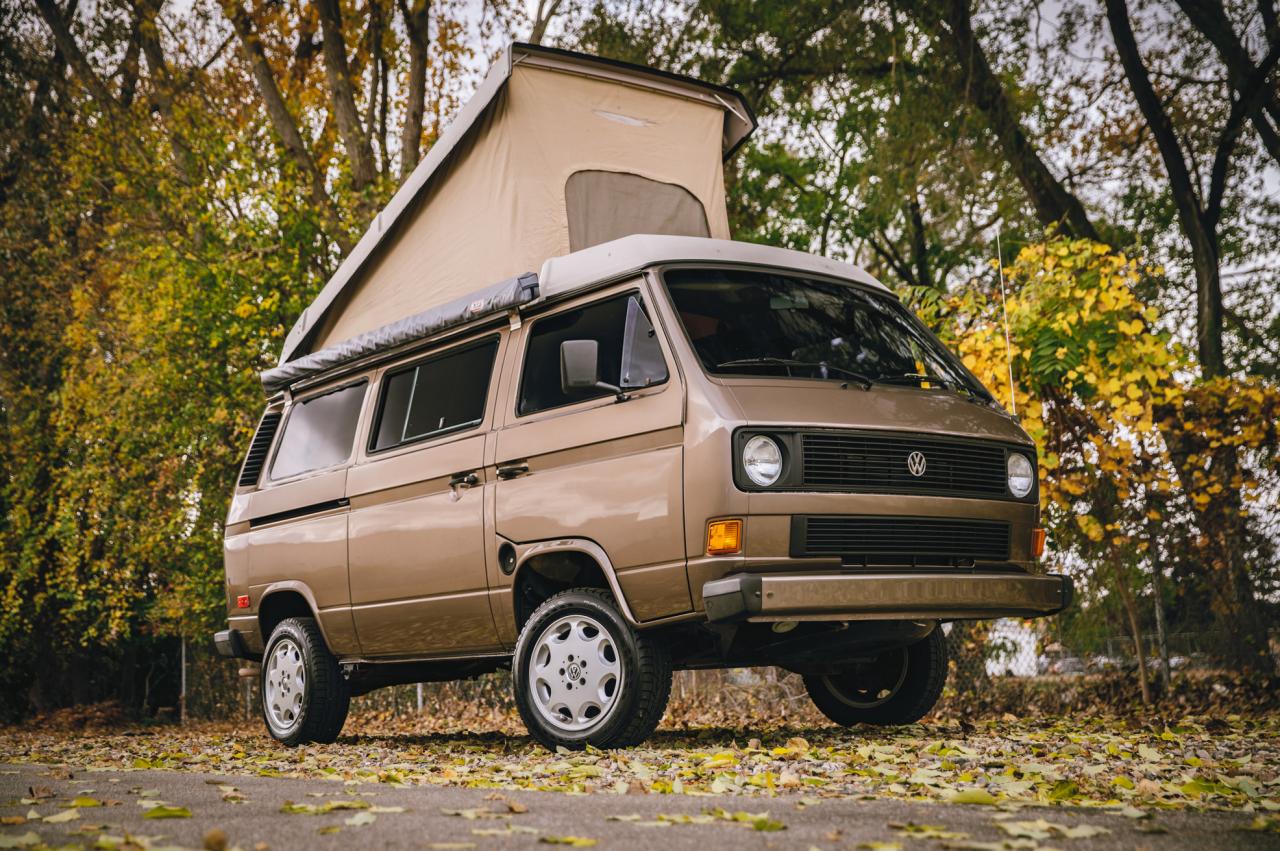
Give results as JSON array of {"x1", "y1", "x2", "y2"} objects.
[
  {"x1": 801, "y1": 432, "x2": 1010, "y2": 499},
  {"x1": 238, "y1": 411, "x2": 282, "y2": 488},
  {"x1": 792, "y1": 515, "x2": 1011, "y2": 566}
]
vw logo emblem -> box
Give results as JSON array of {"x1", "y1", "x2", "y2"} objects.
[{"x1": 907, "y1": 451, "x2": 928, "y2": 477}]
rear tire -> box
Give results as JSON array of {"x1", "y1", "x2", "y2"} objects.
[
  {"x1": 513, "y1": 588, "x2": 671, "y2": 750},
  {"x1": 261, "y1": 617, "x2": 350, "y2": 746},
  {"x1": 804, "y1": 626, "x2": 947, "y2": 726}
]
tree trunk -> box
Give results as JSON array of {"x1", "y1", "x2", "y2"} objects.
[
  {"x1": 132, "y1": 0, "x2": 200, "y2": 221},
  {"x1": 1111, "y1": 0, "x2": 1276, "y2": 674},
  {"x1": 1106, "y1": 0, "x2": 1225, "y2": 376},
  {"x1": 316, "y1": 0, "x2": 377, "y2": 190},
  {"x1": 1156, "y1": 405, "x2": 1274, "y2": 672},
  {"x1": 397, "y1": 0, "x2": 430, "y2": 176},
  {"x1": 1144, "y1": 505, "x2": 1172, "y2": 694},
  {"x1": 1109, "y1": 557, "x2": 1152, "y2": 707},
  {"x1": 947, "y1": 621, "x2": 992, "y2": 696},
  {"x1": 907, "y1": 188, "x2": 934, "y2": 290},
  {"x1": 922, "y1": 0, "x2": 1101, "y2": 241}
]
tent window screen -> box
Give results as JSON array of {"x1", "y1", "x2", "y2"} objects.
[
  {"x1": 270, "y1": 382, "x2": 367, "y2": 481},
  {"x1": 565, "y1": 170, "x2": 710, "y2": 251},
  {"x1": 372, "y1": 338, "x2": 499, "y2": 451}
]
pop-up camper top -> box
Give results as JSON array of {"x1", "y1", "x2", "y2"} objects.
[
  {"x1": 271, "y1": 42, "x2": 756, "y2": 382},
  {"x1": 227, "y1": 43, "x2": 1068, "y2": 752}
]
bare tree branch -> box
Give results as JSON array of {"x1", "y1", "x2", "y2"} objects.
[
  {"x1": 917, "y1": 0, "x2": 1101, "y2": 242},
  {"x1": 1173, "y1": 0, "x2": 1280, "y2": 165},
  {"x1": 218, "y1": 0, "x2": 350, "y2": 251},
  {"x1": 1207, "y1": 40, "x2": 1280, "y2": 227},
  {"x1": 529, "y1": 0, "x2": 563, "y2": 45},
  {"x1": 31, "y1": 0, "x2": 116, "y2": 107}
]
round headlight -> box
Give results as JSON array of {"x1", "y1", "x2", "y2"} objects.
[
  {"x1": 1007, "y1": 452, "x2": 1034, "y2": 498},
  {"x1": 743, "y1": 435, "x2": 783, "y2": 487}
]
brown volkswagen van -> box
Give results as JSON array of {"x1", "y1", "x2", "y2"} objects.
[
  {"x1": 216, "y1": 234, "x2": 1071, "y2": 749},
  {"x1": 216, "y1": 44, "x2": 1069, "y2": 749}
]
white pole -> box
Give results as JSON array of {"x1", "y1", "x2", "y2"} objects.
[{"x1": 416, "y1": 683, "x2": 423, "y2": 713}]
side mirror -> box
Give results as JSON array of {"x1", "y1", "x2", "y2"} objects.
[{"x1": 560, "y1": 340, "x2": 620, "y2": 395}]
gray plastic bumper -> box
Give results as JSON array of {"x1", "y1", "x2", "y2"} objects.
[
  {"x1": 703, "y1": 571, "x2": 1074, "y2": 623},
  {"x1": 213, "y1": 628, "x2": 252, "y2": 660}
]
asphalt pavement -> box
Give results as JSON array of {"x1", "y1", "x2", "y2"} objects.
[{"x1": 2, "y1": 761, "x2": 1277, "y2": 850}]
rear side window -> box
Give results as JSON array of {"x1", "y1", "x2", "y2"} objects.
[
  {"x1": 518, "y1": 293, "x2": 667, "y2": 416},
  {"x1": 371, "y1": 338, "x2": 499, "y2": 452},
  {"x1": 269, "y1": 382, "x2": 366, "y2": 481}
]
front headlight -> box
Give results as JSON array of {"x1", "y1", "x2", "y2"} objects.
[
  {"x1": 743, "y1": 435, "x2": 783, "y2": 487},
  {"x1": 1007, "y1": 452, "x2": 1034, "y2": 498}
]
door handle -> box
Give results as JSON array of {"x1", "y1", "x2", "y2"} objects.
[
  {"x1": 496, "y1": 462, "x2": 529, "y2": 480},
  {"x1": 449, "y1": 471, "x2": 480, "y2": 489}
]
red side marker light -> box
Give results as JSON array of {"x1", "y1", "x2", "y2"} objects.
[{"x1": 236, "y1": 595, "x2": 250, "y2": 609}]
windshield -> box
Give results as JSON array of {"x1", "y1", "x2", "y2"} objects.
[{"x1": 663, "y1": 268, "x2": 991, "y2": 399}]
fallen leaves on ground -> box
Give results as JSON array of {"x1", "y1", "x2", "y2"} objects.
[
  {"x1": 994, "y1": 818, "x2": 1110, "y2": 839},
  {"x1": 140, "y1": 805, "x2": 192, "y2": 819},
  {"x1": 1, "y1": 714, "x2": 1277, "y2": 814},
  {"x1": 538, "y1": 836, "x2": 597, "y2": 847},
  {"x1": 280, "y1": 798, "x2": 369, "y2": 815},
  {"x1": 892, "y1": 821, "x2": 969, "y2": 839}
]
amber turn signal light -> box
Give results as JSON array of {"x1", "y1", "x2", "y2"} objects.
[
  {"x1": 1032, "y1": 528, "x2": 1046, "y2": 559},
  {"x1": 707, "y1": 519, "x2": 742, "y2": 555}
]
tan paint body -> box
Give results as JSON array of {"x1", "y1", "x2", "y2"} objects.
[{"x1": 223, "y1": 264, "x2": 1043, "y2": 664}]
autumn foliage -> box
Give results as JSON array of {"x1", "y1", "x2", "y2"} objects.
[{"x1": 1, "y1": 0, "x2": 1277, "y2": 721}]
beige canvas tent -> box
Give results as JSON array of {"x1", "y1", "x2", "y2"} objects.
[{"x1": 279, "y1": 43, "x2": 755, "y2": 365}]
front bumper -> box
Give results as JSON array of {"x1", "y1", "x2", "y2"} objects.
[
  {"x1": 702, "y1": 571, "x2": 1073, "y2": 623},
  {"x1": 213, "y1": 628, "x2": 254, "y2": 660}
]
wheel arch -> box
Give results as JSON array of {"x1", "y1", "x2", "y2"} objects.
[
  {"x1": 257, "y1": 582, "x2": 331, "y2": 650},
  {"x1": 510, "y1": 539, "x2": 638, "y2": 631}
]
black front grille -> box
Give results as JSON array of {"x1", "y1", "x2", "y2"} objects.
[
  {"x1": 801, "y1": 432, "x2": 1011, "y2": 498},
  {"x1": 792, "y1": 515, "x2": 1011, "y2": 565},
  {"x1": 238, "y1": 411, "x2": 282, "y2": 488}
]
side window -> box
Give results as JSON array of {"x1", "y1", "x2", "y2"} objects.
[
  {"x1": 519, "y1": 293, "x2": 668, "y2": 416},
  {"x1": 371, "y1": 338, "x2": 499, "y2": 452},
  {"x1": 269, "y1": 382, "x2": 366, "y2": 481}
]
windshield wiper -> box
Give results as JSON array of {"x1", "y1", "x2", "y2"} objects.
[
  {"x1": 880, "y1": 372, "x2": 956, "y2": 389},
  {"x1": 881, "y1": 372, "x2": 990, "y2": 403},
  {"x1": 713, "y1": 357, "x2": 874, "y2": 390}
]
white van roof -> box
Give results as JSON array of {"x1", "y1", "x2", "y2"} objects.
[
  {"x1": 260, "y1": 235, "x2": 891, "y2": 395},
  {"x1": 538, "y1": 234, "x2": 889, "y2": 300}
]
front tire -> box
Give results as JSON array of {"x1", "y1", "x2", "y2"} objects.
[
  {"x1": 513, "y1": 588, "x2": 671, "y2": 750},
  {"x1": 804, "y1": 626, "x2": 947, "y2": 726},
  {"x1": 261, "y1": 617, "x2": 350, "y2": 746}
]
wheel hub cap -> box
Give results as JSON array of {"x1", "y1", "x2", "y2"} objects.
[
  {"x1": 528, "y1": 614, "x2": 622, "y2": 733},
  {"x1": 264, "y1": 637, "x2": 306, "y2": 733}
]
